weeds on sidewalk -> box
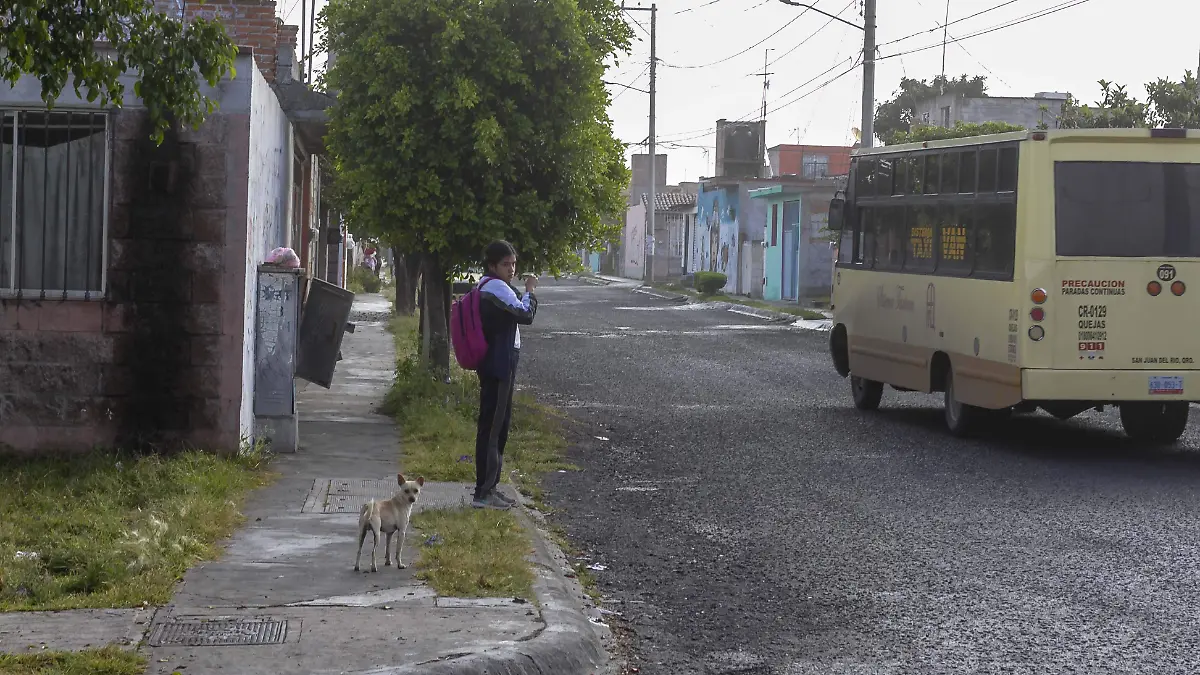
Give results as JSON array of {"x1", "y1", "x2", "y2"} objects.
[
  {"x1": 0, "y1": 645, "x2": 144, "y2": 675},
  {"x1": 410, "y1": 509, "x2": 533, "y2": 599},
  {"x1": 0, "y1": 449, "x2": 271, "y2": 611},
  {"x1": 380, "y1": 315, "x2": 571, "y2": 504}
]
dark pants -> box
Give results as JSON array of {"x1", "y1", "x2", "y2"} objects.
[{"x1": 475, "y1": 349, "x2": 519, "y2": 499}]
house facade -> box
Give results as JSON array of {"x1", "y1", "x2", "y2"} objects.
[
  {"x1": 751, "y1": 183, "x2": 838, "y2": 302},
  {"x1": 0, "y1": 1, "x2": 332, "y2": 453},
  {"x1": 911, "y1": 91, "x2": 1070, "y2": 130}
]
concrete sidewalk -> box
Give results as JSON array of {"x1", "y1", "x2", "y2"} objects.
[{"x1": 0, "y1": 294, "x2": 612, "y2": 675}]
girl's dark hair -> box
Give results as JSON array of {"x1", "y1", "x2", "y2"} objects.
[{"x1": 484, "y1": 240, "x2": 517, "y2": 267}]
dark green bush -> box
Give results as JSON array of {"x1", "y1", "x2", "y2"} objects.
[
  {"x1": 349, "y1": 266, "x2": 382, "y2": 293},
  {"x1": 694, "y1": 271, "x2": 727, "y2": 295}
]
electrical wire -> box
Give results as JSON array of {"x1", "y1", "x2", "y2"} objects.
[
  {"x1": 877, "y1": 0, "x2": 1092, "y2": 62},
  {"x1": 624, "y1": 10, "x2": 652, "y2": 38},
  {"x1": 610, "y1": 62, "x2": 651, "y2": 102},
  {"x1": 878, "y1": 0, "x2": 1023, "y2": 47},
  {"x1": 674, "y1": 0, "x2": 734, "y2": 15},
  {"x1": 759, "y1": 0, "x2": 855, "y2": 72},
  {"x1": 661, "y1": 5, "x2": 811, "y2": 70}
]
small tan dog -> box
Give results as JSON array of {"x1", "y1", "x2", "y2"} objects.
[{"x1": 354, "y1": 473, "x2": 425, "y2": 573}]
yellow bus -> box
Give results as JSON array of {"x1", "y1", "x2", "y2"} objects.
[{"x1": 827, "y1": 128, "x2": 1200, "y2": 442}]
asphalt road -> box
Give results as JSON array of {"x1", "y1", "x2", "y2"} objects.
[{"x1": 520, "y1": 276, "x2": 1200, "y2": 675}]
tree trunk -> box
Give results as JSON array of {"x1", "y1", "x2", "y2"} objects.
[
  {"x1": 391, "y1": 248, "x2": 420, "y2": 316},
  {"x1": 419, "y1": 254, "x2": 451, "y2": 378}
]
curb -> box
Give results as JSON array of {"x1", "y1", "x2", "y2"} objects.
[{"x1": 350, "y1": 508, "x2": 609, "y2": 675}]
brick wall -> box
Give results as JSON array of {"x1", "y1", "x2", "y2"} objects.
[
  {"x1": 153, "y1": 0, "x2": 287, "y2": 82},
  {"x1": 0, "y1": 109, "x2": 243, "y2": 453}
]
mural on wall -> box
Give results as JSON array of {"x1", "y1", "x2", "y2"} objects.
[{"x1": 694, "y1": 187, "x2": 740, "y2": 292}]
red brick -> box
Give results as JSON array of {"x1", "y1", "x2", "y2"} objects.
[
  {"x1": 193, "y1": 209, "x2": 227, "y2": 243},
  {"x1": 103, "y1": 302, "x2": 134, "y2": 333},
  {"x1": 186, "y1": 303, "x2": 221, "y2": 335}
]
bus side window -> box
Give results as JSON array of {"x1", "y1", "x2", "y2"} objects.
[
  {"x1": 876, "y1": 206, "x2": 905, "y2": 271},
  {"x1": 923, "y1": 154, "x2": 940, "y2": 194},
  {"x1": 975, "y1": 202, "x2": 1016, "y2": 279},
  {"x1": 909, "y1": 155, "x2": 925, "y2": 195},
  {"x1": 837, "y1": 210, "x2": 857, "y2": 264},
  {"x1": 998, "y1": 147, "x2": 1018, "y2": 192},
  {"x1": 937, "y1": 204, "x2": 972, "y2": 275},
  {"x1": 858, "y1": 158, "x2": 876, "y2": 197},
  {"x1": 859, "y1": 207, "x2": 875, "y2": 266},
  {"x1": 978, "y1": 148, "x2": 999, "y2": 192},
  {"x1": 940, "y1": 153, "x2": 959, "y2": 194},
  {"x1": 958, "y1": 150, "x2": 977, "y2": 193},
  {"x1": 892, "y1": 157, "x2": 908, "y2": 196}
]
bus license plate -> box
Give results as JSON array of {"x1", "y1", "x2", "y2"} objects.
[{"x1": 1149, "y1": 376, "x2": 1184, "y2": 395}]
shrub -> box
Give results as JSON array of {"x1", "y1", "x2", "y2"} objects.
[
  {"x1": 694, "y1": 271, "x2": 727, "y2": 295},
  {"x1": 349, "y1": 266, "x2": 382, "y2": 294}
]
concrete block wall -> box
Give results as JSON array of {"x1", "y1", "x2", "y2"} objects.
[{"x1": 0, "y1": 109, "x2": 251, "y2": 452}]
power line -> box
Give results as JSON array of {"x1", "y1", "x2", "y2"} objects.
[
  {"x1": 759, "y1": 0, "x2": 855, "y2": 72},
  {"x1": 674, "y1": 0, "x2": 733, "y2": 15},
  {"x1": 656, "y1": 55, "x2": 860, "y2": 145},
  {"x1": 910, "y1": 0, "x2": 1014, "y2": 89},
  {"x1": 610, "y1": 62, "x2": 651, "y2": 101},
  {"x1": 878, "y1": 0, "x2": 1022, "y2": 47},
  {"x1": 662, "y1": 6, "x2": 811, "y2": 69},
  {"x1": 624, "y1": 10, "x2": 652, "y2": 38},
  {"x1": 877, "y1": 0, "x2": 1091, "y2": 62}
]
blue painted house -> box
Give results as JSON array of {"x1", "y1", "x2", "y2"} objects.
[{"x1": 750, "y1": 182, "x2": 838, "y2": 302}]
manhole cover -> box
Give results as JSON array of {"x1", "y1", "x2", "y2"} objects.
[{"x1": 148, "y1": 617, "x2": 288, "y2": 647}]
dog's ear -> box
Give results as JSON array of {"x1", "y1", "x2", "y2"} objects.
[
  {"x1": 416, "y1": 476, "x2": 425, "y2": 486},
  {"x1": 397, "y1": 473, "x2": 405, "y2": 485}
]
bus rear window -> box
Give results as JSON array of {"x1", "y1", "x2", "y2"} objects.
[{"x1": 1055, "y1": 161, "x2": 1200, "y2": 257}]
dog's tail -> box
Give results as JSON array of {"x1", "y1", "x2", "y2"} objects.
[{"x1": 358, "y1": 500, "x2": 379, "y2": 529}]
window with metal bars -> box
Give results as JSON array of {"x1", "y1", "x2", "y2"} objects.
[{"x1": 0, "y1": 110, "x2": 110, "y2": 299}]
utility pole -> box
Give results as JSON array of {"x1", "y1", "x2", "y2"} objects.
[
  {"x1": 777, "y1": 0, "x2": 875, "y2": 146},
  {"x1": 299, "y1": 0, "x2": 307, "y2": 82},
  {"x1": 941, "y1": 0, "x2": 950, "y2": 80},
  {"x1": 756, "y1": 49, "x2": 774, "y2": 121},
  {"x1": 308, "y1": 0, "x2": 318, "y2": 82},
  {"x1": 861, "y1": 0, "x2": 876, "y2": 148},
  {"x1": 624, "y1": 3, "x2": 657, "y2": 283}
]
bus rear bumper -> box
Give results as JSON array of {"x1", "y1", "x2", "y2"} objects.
[{"x1": 1022, "y1": 369, "x2": 1198, "y2": 402}]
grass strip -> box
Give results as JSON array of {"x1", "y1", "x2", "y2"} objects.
[
  {"x1": 0, "y1": 449, "x2": 271, "y2": 611},
  {"x1": 409, "y1": 508, "x2": 534, "y2": 599},
  {"x1": 0, "y1": 646, "x2": 145, "y2": 675}
]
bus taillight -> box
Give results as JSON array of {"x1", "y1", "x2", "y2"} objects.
[
  {"x1": 1030, "y1": 307, "x2": 1045, "y2": 322},
  {"x1": 1172, "y1": 280, "x2": 1186, "y2": 296},
  {"x1": 1031, "y1": 288, "x2": 1047, "y2": 304},
  {"x1": 1148, "y1": 281, "x2": 1163, "y2": 296}
]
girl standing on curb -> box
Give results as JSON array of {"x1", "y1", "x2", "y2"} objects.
[{"x1": 473, "y1": 240, "x2": 538, "y2": 510}]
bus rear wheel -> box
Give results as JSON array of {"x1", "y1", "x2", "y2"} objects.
[
  {"x1": 850, "y1": 375, "x2": 884, "y2": 411},
  {"x1": 944, "y1": 369, "x2": 983, "y2": 437},
  {"x1": 1119, "y1": 402, "x2": 1189, "y2": 444}
]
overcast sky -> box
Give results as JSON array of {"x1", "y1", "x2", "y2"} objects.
[
  {"x1": 285, "y1": 0, "x2": 1197, "y2": 187},
  {"x1": 605, "y1": 0, "x2": 1199, "y2": 184}
]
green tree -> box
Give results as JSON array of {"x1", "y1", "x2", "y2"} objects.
[
  {"x1": 1, "y1": 0, "x2": 238, "y2": 141},
  {"x1": 874, "y1": 74, "x2": 988, "y2": 145},
  {"x1": 1058, "y1": 80, "x2": 1150, "y2": 129},
  {"x1": 890, "y1": 120, "x2": 1026, "y2": 144},
  {"x1": 321, "y1": 0, "x2": 631, "y2": 372}
]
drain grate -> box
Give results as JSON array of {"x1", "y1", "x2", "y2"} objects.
[{"x1": 149, "y1": 617, "x2": 288, "y2": 647}]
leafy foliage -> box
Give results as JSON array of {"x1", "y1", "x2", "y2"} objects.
[
  {"x1": 874, "y1": 75, "x2": 988, "y2": 145},
  {"x1": 890, "y1": 121, "x2": 1026, "y2": 144},
  {"x1": 694, "y1": 271, "x2": 728, "y2": 295},
  {"x1": 0, "y1": 0, "x2": 238, "y2": 142},
  {"x1": 1059, "y1": 73, "x2": 1200, "y2": 129},
  {"x1": 320, "y1": 0, "x2": 632, "y2": 278}
]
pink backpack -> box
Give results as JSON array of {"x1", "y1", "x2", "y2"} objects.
[{"x1": 450, "y1": 276, "x2": 492, "y2": 371}]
